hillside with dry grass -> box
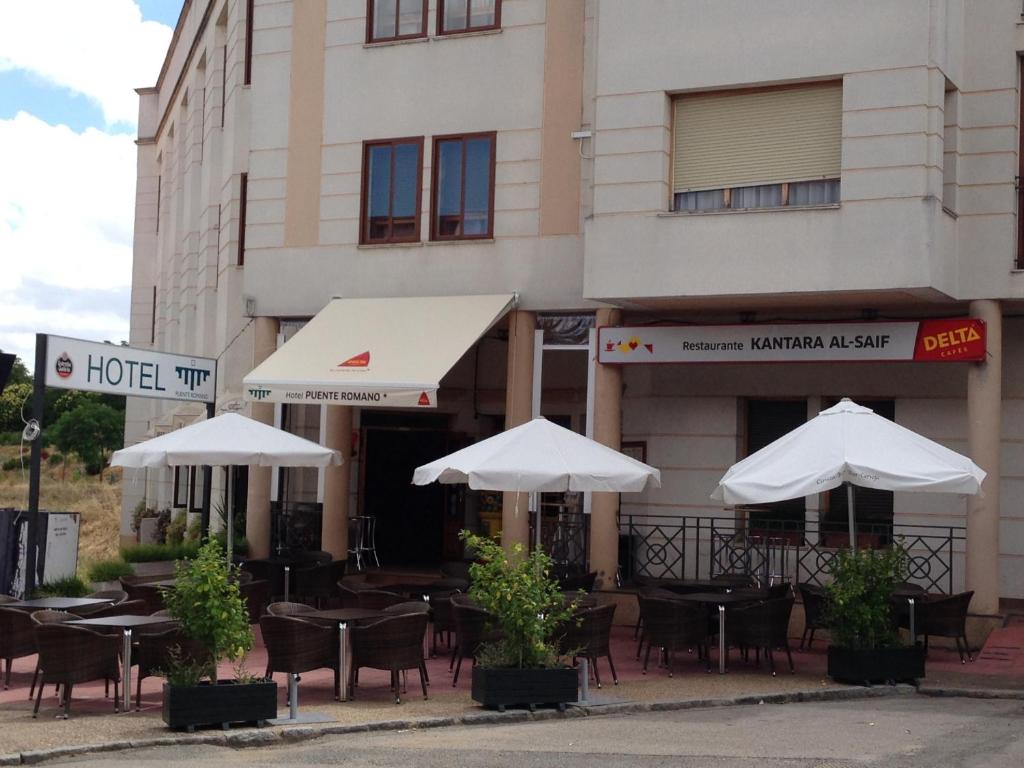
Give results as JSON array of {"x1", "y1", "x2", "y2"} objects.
[{"x1": 0, "y1": 444, "x2": 122, "y2": 569}]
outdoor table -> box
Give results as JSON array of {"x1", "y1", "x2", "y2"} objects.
[
  {"x1": 67, "y1": 614, "x2": 179, "y2": 713},
  {"x1": 671, "y1": 591, "x2": 765, "y2": 674},
  {"x1": 373, "y1": 583, "x2": 440, "y2": 598},
  {"x1": 6, "y1": 597, "x2": 114, "y2": 612},
  {"x1": 661, "y1": 579, "x2": 747, "y2": 595},
  {"x1": 303, "y1": 608, "x2": 387, "y2": 624}
]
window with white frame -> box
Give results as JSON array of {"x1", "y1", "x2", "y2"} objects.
[{"x1": 672, "y1": 82, "x2": 842, "y2": 212}]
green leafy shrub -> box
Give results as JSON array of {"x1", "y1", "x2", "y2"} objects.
[
  {"x1": 0, "y1": 430, "x2": 22, "y2": 446},
  {"x1": 185, "y1": 516, "x2": 203, "y2": 544},
  {"x1": 212, "y1": 531, "x2": 249, "y2": 557},
  {"x1": 460, "y1": 530, "x2": 576, "y2": 669},
  {"x1": 165, "y1": 510, "x2": 188, "y2": 545},
  {"x1": 1, "y1": 457, "x2": 19, "y2": 471},
  {"x1": 826, "y1": 544, "x2": 908, "y2": 650},
  {"x1": 47, "y1": 453, "x2": 63, "y2": 466},
  {"x1": 86, "y1": 558, "x2": 134, "y2": 583},
  {"x1": 120, "y1": 542, "x2": 200, "y2": 563},
  {"x1": 32, "y1": 575, "x2": 90, "y2": 598},
  {"x1": 162, "y1": 540, "x2": 253, "y2": 681}
]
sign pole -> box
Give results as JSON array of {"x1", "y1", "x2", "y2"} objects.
[
  {"x1": 25, "y1": 333, "x2": 47, "y2": 596},
  {"x1": 200, "y1": 402, "x2": 215, "y2": 537}
]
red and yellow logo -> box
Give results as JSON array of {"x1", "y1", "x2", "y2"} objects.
[
  {"x1": 338, "y1": 351, "x2": 370, "y2": 368},
  {"x1": 604, "y1": 335, "x2": 654, "y2": 355},
  {"x1": 914, "y1": 319, "x2": 985, "y2": 362}
]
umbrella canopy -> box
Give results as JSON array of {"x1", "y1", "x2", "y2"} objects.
[
  {"x1": 412, "y1": 417, "x2": 661, "y2": 492},
  {"x1": 711, "y1": 398, "x2": 985, "y2": 506},
  {"x1": 111, "y1": 412, "x2": 341, "y2": 469}
]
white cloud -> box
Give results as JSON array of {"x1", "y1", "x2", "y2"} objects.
[{"x1": 0, "y1": 0, "x2": 172, "y2": 127}]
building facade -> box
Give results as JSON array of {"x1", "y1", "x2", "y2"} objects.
[{"x1": 126, "y1": 0, "x2": 1024, "y2": 622}]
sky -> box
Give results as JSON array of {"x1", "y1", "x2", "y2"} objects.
[{"x1": 0, "y1": 0, "x2": 182, "y2": 370}]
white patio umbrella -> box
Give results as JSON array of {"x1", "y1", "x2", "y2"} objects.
[
  {"x1": 413, "y1": 417, "x2": 661, "y2": 550},
  {"x1": 112, "y1": 412, "x2": 342, "y2": 562},
  {"x1": 710, "y1": 398, "x2": 985, "y2": 548}
]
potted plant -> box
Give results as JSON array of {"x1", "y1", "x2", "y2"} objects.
[
  {"x1": 825, "y1": 544, "x2": 925, "y2": 685},
  {"x1": 460, "y1": 531, "x2": 579, "y2": 711},
  {"x1": 161, "y1": 540, "x2": 276, "y2": 730}
]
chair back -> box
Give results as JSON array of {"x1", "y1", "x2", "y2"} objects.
[
  {"x1": 295, "y1": 561, "x2": 346, "y2": 600},
  {"x1": 0, "y1": 606, "x2": 36, "y2": 656},
  {"x1": 797, "y1": 583, "x2": 829, "y2": 629},
  {"x1": 450, "y1": 591, "x2": 479, "y2": 607},
  {"x1": 297, "y1": 550, "x2": 333, "y2": 565},
  {"x1": 559, "y1": 603, "x2": 615, "y2": 656},
  {"x1": 267, "y1": 601, "x2": 315, "y2": 617},
  {"x1": 766, "y1": 582, "x2": 793, "y2": 600},
  {"x1": 351, "y1": 612, "x2": 429, "y2": 670},
  {"x1": 383, "y1": 601, "x2": 430, "y2": 615},
  {"x1": 30, "y1": 609, "x2": 76, "y2": 625},
  {"x1": 731, "y1": 596, "x2": 795, "y2": 647},
  {"x1": 33, "y1": 623, "x2": 120, "y2": 684},
  {"x1": 637, "y1": 595, "x2": 706, "y2": 648},
  {"x1": 87, "y1": 589, "x2": 128, "y2": 604},
  {"x1": 452, "y1": 603, "x2": 498, "y2": 657},
  {"x1": 82, "y1": 599, "x2": 148, "y2": 619},
  {"x1": 119, "y1": 579, "x2": 165, "y2": 613},
  {"x1": 259, "y1": 614, "x2": 334, "y2": 674},
  {"x1": 357, "y1": 589, "x2": 406, "y2": 611},
  {"x1": 918, "y1": 590, "x2": 974, "y2": 636},
  {"x1": 240, "y1": 579, "x2": 270, "y2": 623}
]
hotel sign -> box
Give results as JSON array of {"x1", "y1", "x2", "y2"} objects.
[
  {"x1": 598, "y1": 318, "x2": 986, "y2": 365},
  {"x1": 44, "y1": 335, "x2": 216, "y2": 403}
]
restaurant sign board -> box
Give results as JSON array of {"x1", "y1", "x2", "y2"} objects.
[
  {"x1": 598, "y1": 318, "x2": 986, "y2": 365},
  {"x1": 43, "y1": 334, "x2": 216, "y2": 403}
]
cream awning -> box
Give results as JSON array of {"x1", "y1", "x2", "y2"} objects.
[{"x1": 243, "y1": 294, "x2": 516, "y2": 408}]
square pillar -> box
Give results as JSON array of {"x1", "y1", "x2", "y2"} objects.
[
  {"x1": 502, "y1": 310, "x2": 536, "y2": 553},
  {"x1": 245, "y1": 316, "x2": 279, "y2": 558},
  {"x1": 590, "y1": 308, "x2": 622, "y2": 589},
  {"x1": 321, "y1": 405, "x2": 351, "y2": 560}
]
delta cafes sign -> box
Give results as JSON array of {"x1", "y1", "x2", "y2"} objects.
[
  {"x1": 597, "y1": 318, "x2": 986, "y2": 365},
  {"x1": 44, "y1": 335, "x2": 216, "y2": 403}
]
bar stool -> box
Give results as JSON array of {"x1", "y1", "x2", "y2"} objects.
[{"x1": 348, "y1": 516, "x2": 380, "y2": 571}]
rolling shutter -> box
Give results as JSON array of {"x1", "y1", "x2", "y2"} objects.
[{"x1": 673, "y1": 82, "x2": 842, "y2": 193}]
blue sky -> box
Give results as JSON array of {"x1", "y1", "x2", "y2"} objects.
[{"x1": 0, "y1": 1, "x2": 181, "y2": 368}]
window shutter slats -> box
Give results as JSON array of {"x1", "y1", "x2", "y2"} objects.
[{"x1": 673, "y1": 83, "x2": 842, "y2": 193}]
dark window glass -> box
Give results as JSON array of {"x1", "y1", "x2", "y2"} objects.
[
  {"x1": 431, "y1": 133, "x2": 495, "y2": 240},
  {"x1": 439, "y1": 0, "x2": 500, "y2": 34},
  {"x1": 361, "y1": 138, "x2": 422, "y2": 244}
]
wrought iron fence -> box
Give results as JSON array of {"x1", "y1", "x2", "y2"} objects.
[
  {"x1": 270, "y1": 501, "x2": 323, "y2": 556},
  {"x1": 528, "y1": 509, "x2": 589, "y2": 570},
  {"x1": 620, "y1": 513, "x2": 965, "y2": 594}
]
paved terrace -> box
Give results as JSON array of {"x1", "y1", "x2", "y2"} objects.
[{"x1": 2, "y1": 618, "x2": 1022, "y2": 758}]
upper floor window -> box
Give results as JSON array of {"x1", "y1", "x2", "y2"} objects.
[
  {"x1": 438, "y1": 0, "x2": 501, "y2": 35},
  {"x1": 431, "y1": 132, "x2": 496, "y2": 240},
  {"x1": 368, "y1": 0, "x2": 427, "y2": 43},
  {"x1": 672, "y1": 81, "x2": 842, "y2": 212},
  {"x1": 361, "y1": 137, "x2": 424, "y2": 244}
]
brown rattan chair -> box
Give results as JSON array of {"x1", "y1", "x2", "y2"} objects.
[
  {"x1": 913, "y1": 590, "x2": 974, "y2": 662},
  {"x1": 633, "y1": 587, "x2": 683, "y2": 657},
  {"x1": 337, "y1": 579, "x2": 365, "y2": 608},
  {"x1": 356, "y1": 589, "x2": 406, "y2": 611},
  {"x1": 132, "y1": 626, "x2": 202, "y2": 710},
  {"x1": 294, "y1": 560, "x2": 347, "y2": 608},
  {"x1": 797, "y1": 583, "x2": 829, "y2": 650},
  {"x1": 558, "y1": 603, "x2": 618, "y2": 687},
  {"x1": 28, "y1": 609, "x2": 78, "y2": 699},
  {"x1": 637, "y1": 595, "x2": 710, "y2": 676},
  {"x1": 0, "y1": 607, "x2": 36, "y2": 689},
  {"x1": 119, "y1": 579, "x2": 166, "y2": 613},
  {"x1": 728, "y1": 596, "x2": 796, "y2": 675},
  {"x1": 349, "y1": 612, "x2": 429, "y2": 704},
  {"x1": 32, "y1": 623, "x2": 121, "y2": 718},
  {"x1": 240, "y1": 579, "x2": 271, "y2": 624},
  {"x1": 266, "y1": 601, "x2": 316, "y2": 617},
  {"x1": 73, "y1": 590, "x2": 128, "y2": 615},
  {"x1": 450, "y1": 602, "x2": 500, "y2": 685},
  {"x1": 260, "y1": 615, "x2": 340, "y2": 698},
  {"x1": 429, "y1": 591, "x2": 458, "y2": 656}
]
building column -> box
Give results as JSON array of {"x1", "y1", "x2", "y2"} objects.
[
  {"x1": 321, "y1": 405, "x2": 351, "y2": 560},
  {"x1": 966, "y1": 300, "x2": 1002, "y2": 615},
  {"x1": 502, "y1": 309, "x2": 536, "y2": 554},
  {"x1": 245, "y1": 317, "x2": 279, "y2": 558},
  {"x1": 591, "y1": 307, "x2": 623, "y2": 590}
]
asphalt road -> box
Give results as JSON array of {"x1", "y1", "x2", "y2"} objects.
[{"x1": 53, "y1": 695, "x2": 1024, "y2": 768}]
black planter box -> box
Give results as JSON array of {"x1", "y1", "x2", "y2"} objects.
[
  {"x1": 471, "y1": 666, "x2": 578, "y2": 711},
  {"x1": 162, "y1": 679, "x2": 278, "y2": 730},
  {"x1": 827, "y1": 644, "x2": 926, "y2": 685}
]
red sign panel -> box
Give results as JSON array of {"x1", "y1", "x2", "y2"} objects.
[{"x1": 913, "y1": 318, "x2": 986, "y2": 362}]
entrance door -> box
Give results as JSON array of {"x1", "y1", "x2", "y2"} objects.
[{"x1": 362, "y1": 426, "x2": 449, "y2": 568}]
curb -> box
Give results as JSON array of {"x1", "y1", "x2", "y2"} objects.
[
  {"x1": 917, "y1": 685, "x2": 1024, "y2": 700},
  {"x1": 0, "y1": 683, "x2": 983, "y2": 766}
]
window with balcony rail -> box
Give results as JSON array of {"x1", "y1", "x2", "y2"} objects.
[{"x1": 672, "y1": 82, "x2": 842, "y2": 213}]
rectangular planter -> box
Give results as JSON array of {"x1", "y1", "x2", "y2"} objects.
[
  {"x1": 162, "y1": 679, "x2": 278, "y2": 730},
  {"x1": 471, "y1": 666, "x2": 578, "y2": 711},
  {"x1": 827, "y1": 644, "x2": 926, "y2": 685}
]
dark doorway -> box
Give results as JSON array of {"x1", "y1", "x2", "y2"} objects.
[
  {"x1": 362, "y1": 424, "x2": 450, "y2": 568},
  {"x1": 745, "y1": 399, "x2": 807, "y2": 537}
]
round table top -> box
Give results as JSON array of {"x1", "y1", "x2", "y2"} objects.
[
  {"x1": 67, "y1": 614, "x2": 178, "y2": 628},
  {"x1": 304, "y1": 608, "x2": 387, "y2": 623},
  {"x1": 669, "y1": 590, "x2": 766, "y2": 604},
  {"x1": 6, "y1": 597, "x2": 114, "y2": 611}
]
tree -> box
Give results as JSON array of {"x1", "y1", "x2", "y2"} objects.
[
  {"x1": 47, "y1": 401, "x2": 124, "y2": 478},
  {"x1": 0, "y1": 382, "x2": 32, "y2": 433}
]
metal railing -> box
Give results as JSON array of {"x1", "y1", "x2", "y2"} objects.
[{"x1": 619, "y1": 513, "x2": 965, "y2": 594}]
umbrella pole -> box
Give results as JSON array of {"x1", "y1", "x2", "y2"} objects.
[
  {"x1": 226, "y1": 465, "x2": 233, "y2": 568},
  {"x1": 846, "y1": 482, "x2": 856, "y2": 551}
]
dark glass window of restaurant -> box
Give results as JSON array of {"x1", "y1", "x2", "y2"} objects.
[
  {"x1": 368, "y1": 0, "x2": 427, "y2": 43},
  {"x1": 745, "y1": 399, "x2": 807, "y2": 537},
  {"x1": 438, "y1": 0, "x2": 500, "y2": 34},
  {"x1": 361, "y1": 138, "x2": 423, "y2": 244},
  {"x1": 431, "y1": 132, "x2": 495, "y2": 240}
]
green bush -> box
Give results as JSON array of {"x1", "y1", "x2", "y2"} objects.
[
  {"x1": 212, "y1": 531, "x2": 249, "y2": 557},
  {"x1": 165, "y1": 510, "x2": 188, "y2": 545},
  {"x1": 460, "y1": 530, "x2": 576, "y2": 669},
  {"x1": 1, "y1": 457, "x2": 20, "y2": 471},
  {"x1": 120, "y1": 542, "x2": 200, "y2": 563},
  {"x1": 32, "y1": 575, "x2": 90, "y2": 598},
  {"x1": 826, "y1": 544, "x2": 908, "y2": 650},
  {"x1": 0, "y1": 430, "x2": 22, "y2": 446},
  {"x1": 47, "y1": 453, "x2": 63, "y2": 466},
  {"x1": 86, "y1": 558, "x2": 134, "y2": 583},
  {"x1": 163, "y1": 540, "x2": 253, "y2": 682}
]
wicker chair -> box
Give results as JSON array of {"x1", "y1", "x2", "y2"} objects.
[
  {"x1": 0, "y1": 607, "x2": 36, "y2": 689},
  {"x1": 349, "y1": 612, "x2": 430, "y2": 704},
  {"x1": 797, "y1": 583, "x2": 829, "y2": 650},
  {"x1": 132, "y1": 626, "x2": 203, "y2": 710},
  {"x1": 450, "y1": 603, "x2": 500, "y2": 685},
  {"x1": 267, "y1": 601, "x2": 316, "y2": 617},
  {"x1": 78, "y1": 599, "x2": 148, "y2": 620},
  {"x1": 73, "y1": 590, "x2": 128, "y2": 615},
  {"x1": 119, "y1": 579, "x2": 166, "y2": 614},
  {"x1": 558, "y1": 603, "x2": 618, "y2": 687},
  {"x1": 637, "y1": 596, "x2": 710, "y2": 676},
  {"x1": 240, "y1": 579, "x2": 271, "y2": 624},
  {"x1": 912, "y1": 590, "x2": 974, "y2": 662},
  {"x1": 337, "y1": 579, "x2": 365, "y2": 608},
  {"x1": 728, "y1": 597, "x2": 796, "y2": 675},
  {"x1": 633, "y1": 587, "x2": 683, "y2": 657},
  {"x1": 28, "y1": 609, "x2": 78, "y2": 699},
  {"x1": 430, "y1": 591, "x2": 458, "y2": 656},
  {"x1": 357, "y1": 589, "x2": 406, "y2": 611},
  {"x1": 260, "y1": 615, "x2": 340, "y2": 699},
  {"x1": 32, "y1": 623, "x2": 121, "y2": 718},
  {"x1": 440, "y1": 561, "x2": 472, "y2": 581},
  {"x1": 294, "y1": 561, "x2": 347, "y2": 608}
]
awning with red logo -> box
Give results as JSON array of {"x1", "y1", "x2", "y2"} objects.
[{"x1": 242, "y1": 294, "x2": 516, "y2": 408}]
